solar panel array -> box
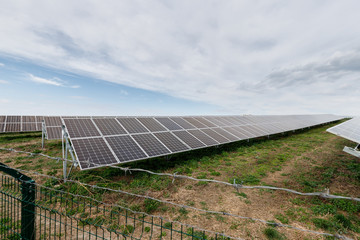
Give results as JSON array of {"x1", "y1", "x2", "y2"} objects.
[
  {"x1": 62, "y1": 114, "x2": 343, "y2": 170},
  {"x1": 327, "y1": 117, "x2": 360, "y2": 144},
  {"x1": 0, "y1": 116, "x2": 43, "y2": 133}
]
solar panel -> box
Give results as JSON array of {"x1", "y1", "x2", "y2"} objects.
[
  {"x1": 44, "y1": 116, "x2": 62, "y2": 126},
  {"x1": 155, "y1": 117, "x2": 183, "y2": 130},
  {"x1": 183, "y1": 117, "x2": 207, "y2": 128},
  {"x1": 60, "y1": 114, "x2": 343, "y2": 170},
  {"x1": 93, "y1": 118, "x2": 127, "y2": 136},
  {"x1": 172, "y1": 131, "x2": 206, "y2": 148},
  {"x1": 169, "y1": 117, "x2": 196, "y2": 129},
  {"x1": 116, "y1": 118, "x2": 149, "y2": 133},
  {"x1": 106, "y1": 135, "x2": 147, "y2": 162},
  {"x1": 23, "y1": 116, "x2": 36, "y2": 122},
  {"x1": 327, "y1": 117, "x2": 360, "y2": 144},
  {"x1": 5, "y1": 123, "x2": 21, "y2": 132},
  {"x1": 47, "y1": 127, "x2": 63, "y2": 140},
  {"x1": 132, "y1": 134, "x2": 171, "y2": 157},
  {"x1": 6, "y1": 116, "x2": 21, "y2": 123},
  {"x1": 200, "y1": 128, "x2": 230, "y2": 144},
  {"x1": 153, "y1": 132, "x2": 190, "y2": 152},
  {"x1": 72, "y1": 138, "x2": 118, "y2": 170},
  {"x1": 137, "y1": 118, "x2": 167, "y2": 132},
  {"x1": 211, "y1": 128, "x2": 239, "y2": 141},
  {"x1": 0, "y1": 116, "x2": 5, "y2": 123},
  {"x1": 63, "y1": 119, "x2": 100, "y2": 138},
  {"x1": 0, "y1": 124, "x2": 4, "y2": 133},
  {"x1": 188, "y1": 129, "x2": 219, "y2": 146},
  {"x1": 223, "y1": 127, "x2": 249, "y2": 140},
  {"x1": 22, "y1": 123, "x2": 37, "y2": 132},
  {"x1": 192, "y1": 117, "x2": 217, "y2": 128}
]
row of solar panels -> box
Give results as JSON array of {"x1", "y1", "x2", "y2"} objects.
[
  {"x1": 0, "y1": 116, "x2": 44, "y2": 132},
  {"x1": 60, "y1": 114, "x2": 343, "y2": 170},
  {"x1": 327, "y1": 117, "x2": 360, "y2": 144}
]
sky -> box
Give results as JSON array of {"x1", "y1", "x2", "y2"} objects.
[{"x1": 0, "y1": 0, "x2": 359, "y2": 116}]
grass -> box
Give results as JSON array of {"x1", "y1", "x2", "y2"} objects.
[{"x1": 0, "y1": 120, "x2": 359, "y2": 239}]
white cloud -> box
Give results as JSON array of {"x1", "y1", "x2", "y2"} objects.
[
  {"x1": 0, "y1": 80, "x2": 8, "y2": 84},
  {"x1": 29, "y1": 74, "x2": 63, "y2": 86},
  {"x1": 0, "y1": 1, "x2": 359, "y2": 115},
  {"x1": 0, "y1": 63, "x2": 4, "y2": 67}
]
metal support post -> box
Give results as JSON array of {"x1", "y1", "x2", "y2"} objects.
[
  {"x1": 21, "y1": 179, "x2": 36, "y2": 240},
  {"x1": 41, "y1": 121, "x2": 45, "y2": 149}
]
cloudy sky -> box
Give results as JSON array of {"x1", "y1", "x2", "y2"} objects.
[{"x1": 0, "y1": 0, "x2": 359, "y2": 116}]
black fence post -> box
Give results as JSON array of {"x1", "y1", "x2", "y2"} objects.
[{"x1": 21, "y1": 179, "x2": 36, "y2": 240}]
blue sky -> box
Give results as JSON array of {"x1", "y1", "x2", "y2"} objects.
[
  {"x1": 0, "y1": 57, "x2": 216, "y2": 115},
  {"x1": 0, "y1": 1, "x2": 360, "y2": 116}
]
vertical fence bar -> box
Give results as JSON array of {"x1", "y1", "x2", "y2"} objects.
[{"x1": 21, "y1": 179, "x2": 36, "y2": 240}]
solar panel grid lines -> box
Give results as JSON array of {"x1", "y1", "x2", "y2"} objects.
[
  {"x1": 92, "y1": 118, "x2": 127, "y2": 136},
  {"x1": 0, "y1": 124, "x2": 4, "y2": 133},
  {"x1": 193, "y1": 117, "x2": 217, "y2": 128},
  {"x1": 0, "y1": 116, "x2": 5, "y2": 123},
  {"x1": 172, "y1": 130, "x2": 206, "y2": 149},
  {"x1": 105, "y1": 135, "x2": 148, "y2": 162},
  {"x1": 182, "y1": 117, "x2": 208, "y2": 129},
  {"x1": 223, "y1": 127, "x2": 249, "y2": 140},
  {"x1": 22, "y1": 123, "x2": 37, "y2": 132},
  {"x1": 200, "y1": 128, "x2": 230, "y2": 144},
  {"x1": 71, "y1": 137, "x2": 119, "y2": 170},
  {"x1": 46, "y1": 127, "x2": 63, "y2": 140},
  {"x1": 116, "y1": 118, "x2": 149, "y2": 133},
  {"x1": 137, "y1": 117, "x2": 168, "y2": 132},
  {"x1": 6, "y1": 116, "x2": 21, "y2": 123},
  {"x1": 327, "y1": 117, "x2": 360, "y2": 144},
  {"x1": 153, "y1": 132, "x2": 190, "y2": 153},
  {"x1": 23, "y1": 116, "x2": 36, "y2": 122},
  {"x1": 169, "y1": 117, "x2": 196, "y2": 130},
  {"x1": 63, "y1": 118, "x2": 101, "y2": 138},
  {"x1": 211, "y1": 127, "x2": 239, "y2": 141},
  {"x1": 155, "y1": 117, "x2": 183, "y2": 130},
  {"x1": 235, "y1": 125, "x2": 258, "y2": 138},
  {"x1": 249, "y1": 124, "x2": 271, "y2": 136},
  {"x1": 132, "y1": 133, "x2": 171, "y2": 157},
  {"x1": 187, "y1": 129, "x2": 219, "y2": 146},
  {"x1": 44, "y1": 116, "x2": 62, "y2": 127}
]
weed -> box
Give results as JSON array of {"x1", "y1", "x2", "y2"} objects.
[{"x1": 263, "y1": 227, "x2": 285, "y2": 239}]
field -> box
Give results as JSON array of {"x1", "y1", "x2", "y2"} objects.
[{"x1": 0, "y1": 121, "x2": 359, "y2": 239}]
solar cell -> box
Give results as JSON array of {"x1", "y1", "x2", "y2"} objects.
[
  {"x1": 35, "y1": 116, "x2": 44, "y2": 122},
  {"x1": 64, "y1": 119, "x2": 100, "y2": 138},
  {"x1": 223, "y1": 127, "x2": 248, "y2": 140},
  {"x1": 0, "y1": 116, "x2": 6, "y2": 123},
  {"x1": 155, "y1": 117, "x2": 183, "y2": 130},
  {"x1": 5, "y1": 123, "x2": 21, "y2": 132},
  {"x1": 22, "y1": 123, "x2": 37, "y2": 132},
  {"x1": 215, "y1": 117, "x2": 234, "y2": 126},
  {"x1": 211, "y1": 128, "x2": 239, "y2": 141},
  {"x1": 201, "y1": 128, "x2": 230, "y2": 144},
  {"x1": 72, "y1": 138, "x2": 118, "y2": 170},
  {"x1": 47, "y1": 127, "x2": 63, "y2": 140},
  {"x1": 37, "y1": 123, "x2": 43, "y2": 131},
  {"x1": 239, "y1": 125, "x2": 264, "y2": 137},
  {"x1": 169, "y1": 117, "x2": 196, "y2": 129},
  {"x1": 188, "y1": 129, "x2": 219, "y2": 146},
  {"x1": 116, "y1": 118, "x2": 149, "y2": 133},
  {"x1": 6, "y1": 116, "x2": 21, "y2": 123},
  {"x1": 106, "y1": 135, "x2": 147, "y2": 162},
  {"x1": 172, "y1": 131, "x2": 205, "y2": 149},
  {"x1": 0, "y1": 124, "x2": 4, "y2": 133},
  {"x1": 154, "y1": 132, "x2": 190, "y2": 152},
  {"x1": 23, "y1": 116, "x2": 36, "y2": 122},
  {"x1": 132, "y1": 133, "x2": 171, "y2": 157},
  {"x1": 204, "y1": 117, "x2": 225, "y2": 127},
  {"x1": 93, "y1": 118, "x2": 127, "y2": 136},
  {"x1": 183, "y1": 117, "x2": 207, "y2": 128},
  {"x1": 327, "y1": 117, "x2": 360, "y2": 144},
  {"x1": 193, "y1": 117, "x2": 217, "y2": 127},
  {"x1": 137, "y1": 118, "x2": 167, "y2": 132},
  {"x1": 234, "y1": 126, "x2": 257, "y2": 138},
  {"x1": 45, "y1": 116, "x2": 62, "y2": 126}
]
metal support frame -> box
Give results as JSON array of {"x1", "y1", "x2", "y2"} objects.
[
  {"x1": 41, "y1": 120, "x2": 46, "y2": 149},
  {"x1": 343, "y1": 144, "x2": 360, "y2": 158},
  {"x1": 61, "y1": 125, "x2": 78, "y2": 182}
]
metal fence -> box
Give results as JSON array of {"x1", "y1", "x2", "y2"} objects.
[{"x1": 0, "y1": 163, "x2": 229, "y2": 240}]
